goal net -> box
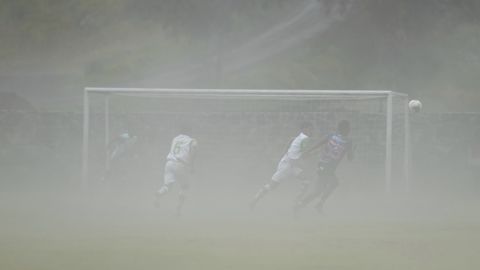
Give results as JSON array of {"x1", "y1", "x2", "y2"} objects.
[{"x1": 82, "y1": 88, "x2": 410, "y2": 194}]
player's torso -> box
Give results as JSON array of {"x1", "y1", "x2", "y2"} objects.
[
  {"x1": 319, "y1": 133, "x2": 349, "y2": 165},
  {"x1": 111, "y1": 136, "x2": 136, "y2": 160},
  {"x1": 167, "y1": 134, "x2": 194, "y2": 163},
  {"x1": 281, "y1": 133, "x2": 309, "y2": 163}
]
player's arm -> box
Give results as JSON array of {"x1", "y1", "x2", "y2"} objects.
[
  {"x1": 283, "y1": 137, "x2": 295, "y2": 153},
  {"x1": 189, "y1": 139, "x2": 198, "y2": 173},
  {"x1": 303, "y1": 135, "x2": 328, "y2": 157}
]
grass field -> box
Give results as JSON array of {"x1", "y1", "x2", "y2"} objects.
[{"x1": 1, "y1": 186, "x2": 479, "y2": 270}]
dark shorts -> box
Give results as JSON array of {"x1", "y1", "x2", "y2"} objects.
[{"x1": 317, "y1": 162, "x2": 338, "y2": 186}]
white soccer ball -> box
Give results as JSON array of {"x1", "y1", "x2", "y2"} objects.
[{"x1": 408, "y1": 99, "x2": 422, "y2": 113}]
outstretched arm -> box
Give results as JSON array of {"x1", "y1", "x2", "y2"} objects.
[
  {"x1": 303, "y1": 136, "x2": 328, "y2": 157},
  {"x1": 189, "y1": 139, "x2": 198, "y2": 173},
  {"x1": 283, "y1": 137, "x2": 295, "y2": 153}
]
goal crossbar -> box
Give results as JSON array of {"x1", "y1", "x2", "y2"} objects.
[{"x1": 85, "y1": 87, "x2": 407, "y2": 99}]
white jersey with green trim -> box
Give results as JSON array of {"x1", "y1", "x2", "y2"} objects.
[
  {"x1": 167, "y1": 134, "x2": 196, "y2": 164},
  {"x1": 283, "y1": 132, "x2": 309, "y2": 161}
]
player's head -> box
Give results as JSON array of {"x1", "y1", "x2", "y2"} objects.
[
  {"x1": 300, "y1": 121, "x2": 313, "y2": 135},
  {"x1": 337, "y1": 120, "x2": 350, "y2": 136},
  {"x1": 178, "y1": 124, "x2": 192, "y2": 135}
]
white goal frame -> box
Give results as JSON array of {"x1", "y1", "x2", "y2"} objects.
[{"x1": 82, "y1": 87, "x2": 410, "y2": 193}]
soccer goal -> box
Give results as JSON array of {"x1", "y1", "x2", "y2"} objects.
[{"x1": 82, "y1": 88, "x2": 410, "y2": 194}]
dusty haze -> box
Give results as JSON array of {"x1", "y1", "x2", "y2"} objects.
[{"x1": 1, "y1": 1, "x2": 480, "y2": 270}]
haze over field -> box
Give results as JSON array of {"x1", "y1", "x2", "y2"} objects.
[{"x1": 1, "y1": 1, "x2": 480, "y2": 270}]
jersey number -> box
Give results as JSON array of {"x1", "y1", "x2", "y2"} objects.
[{"x1": 173, "y1": 142, "x2": 182, "y2": 154}]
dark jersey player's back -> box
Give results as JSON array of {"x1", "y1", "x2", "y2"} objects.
[{"x1": 319, "y1": 133, "x2": 352, "y2": 169}]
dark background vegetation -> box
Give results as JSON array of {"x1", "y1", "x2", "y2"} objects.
[{"x1": 0, "y1": 0, "x2": 479, "y2": 111}]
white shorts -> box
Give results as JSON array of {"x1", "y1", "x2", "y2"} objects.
[
  {"x1": 163, "y1": 160, "x2": 190, "y2": 188},
  {"x1": 271, "y1": 158, "x2": 302, "y2": 183}
]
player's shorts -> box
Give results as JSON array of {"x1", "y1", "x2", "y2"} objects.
[
  {"x1": 163, "y1": 160, "x2": 190, "y2": 188},
  {"x1": 271, "y1": 158, "x2": 302, "y2": 183},
  {"x1": 317, "y1": 162, "x2": 338, "y2": 186}
]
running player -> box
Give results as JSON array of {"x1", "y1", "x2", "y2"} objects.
[
  {"x1": 109, "y1": 132, "x2": 137, "y2": 161},
  {"x1": 295, "y1": 120, "x2": 353, "y2": 214},
  {"x1": 104, "y1": 131, "x2": 137, "y2": 182},
  {"x1": 250, "y1": 122, "x2": 314, "y2": 210},
  {"x1": 155, "y1": 126, "x2": 197, "y2": 216}
]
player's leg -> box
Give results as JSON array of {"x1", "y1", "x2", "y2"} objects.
[
  {"x1": 176, "y1": 184, "x2": 188, "y2": 217},
  {"x1": 294, "y1": 179, "x2": 323, "y2": 211},
  {"x1": 155, "y1": 183, "x2": 173, "y2": 208},
  {"x1": 156, "y1": 183, "x2": 172, "y2": 196},
  {"x1": 175, "y1": 165, "x2": 191, "y2": 216},
  {"x1": 102, "y1": 152, "x2": 118, "y2": 183},
  {"x1": 294, "y1": 165, "x2": 328, "y2": 214},
  {"x1": 250, "y1": 160, "x2": 293, "y2": 210},
  {"x1": 250, "y1": 179, "x2": 280, "y2": 210},
  {"x1": 155, "y1": 161, "x2": 176, "y2": 205},
  {"x1": 294, "y1": 171, "x2": 311, "y2": 204},
  {"x1": 314, "y1": 174, "x2": 338, "y2": 213}
]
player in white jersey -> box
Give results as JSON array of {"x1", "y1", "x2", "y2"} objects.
[
  {"x1": 155, "y1": 126, "x2": 197, "y2": 216},
  {"x1": 250, "y1": 122, "x2": 314, "y2": 210}
]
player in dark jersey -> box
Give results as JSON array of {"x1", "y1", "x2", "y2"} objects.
[
  {"x1": 103, "y1": 131, "x2": 138, "y2": 182},
  {"x1": 294, "y1": 120, "x2": 353, "y2": 214}
]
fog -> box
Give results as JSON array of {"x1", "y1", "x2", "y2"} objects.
[{"x1": 1, "y1": 1, "x2": 480, "y2": 269}]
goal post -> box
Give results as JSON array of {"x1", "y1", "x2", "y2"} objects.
[{"x1": 82, "y1": 87, "x2": 410, "y2": 194}]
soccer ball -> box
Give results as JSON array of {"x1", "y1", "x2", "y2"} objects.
[
  {"x1": 409, "y1": 100, "x2": 422, "y2": 113},
  {"x1": 408, "y1": 99, "x2": 422, "y2": 113}
]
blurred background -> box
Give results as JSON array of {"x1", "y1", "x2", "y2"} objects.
[{"x1": 0, "y1": 0, "x2": 479, "y2": 110}]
